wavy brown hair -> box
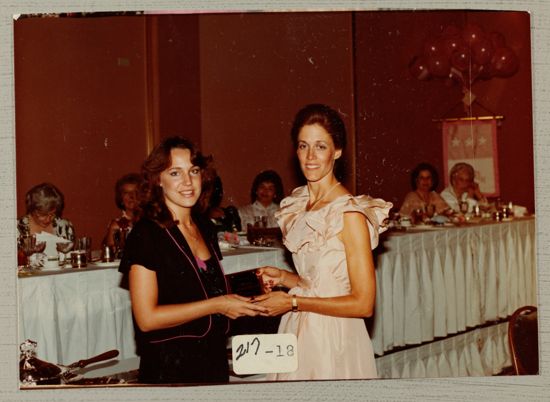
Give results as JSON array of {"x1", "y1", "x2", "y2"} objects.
[
  {"x1": 140, "y1": 136, "x2": 216, "y2": 227},
  {"x1": 290, "y1": 103, "x2": 347, "y2": 180},
  {"x1": 290, "y1": 103, "x2": 347, "y2": 150}
]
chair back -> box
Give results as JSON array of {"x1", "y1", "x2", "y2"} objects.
[{"x1": 508, "y1": 305, "x2": 538, "y2": 375}]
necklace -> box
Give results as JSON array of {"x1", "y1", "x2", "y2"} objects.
[
  {"x1": 307, "y1": 182, "x2": 340, "y2": 211},
  {"x1": 179, "y1": 222, "x2": 200, "y2": 243}
]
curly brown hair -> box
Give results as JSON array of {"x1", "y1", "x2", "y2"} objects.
[{"x1": 140, "y1": 136, "x2": 216, "y2": 227}]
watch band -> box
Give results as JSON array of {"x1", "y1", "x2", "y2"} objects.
[{"x1": 291, "y1": 295, "x2": 298, "y2": 312}]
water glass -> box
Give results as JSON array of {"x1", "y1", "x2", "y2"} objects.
[
  {"x1": 77, "y1": 236, "x2": 92, "y2": 260},
  {"x1": 70, "y1": 250, "x2": 87, "y2": 268}
]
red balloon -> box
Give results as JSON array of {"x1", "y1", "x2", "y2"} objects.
[
  {"x1": 462, "y1": 22, "x2": 485, "y2": 46},
  {"x1": 441, "y1": 35, "x2": 465, "y2": 57},
  {"x1": 471, "y1": 38, "x2": 493, "y2": 65},
  {"x1": 409, "y1": 55, "x2": 430, "y2": 80},
  {"x1": 423, "y1": 35, "x2": 443, "y2": 57},
  {"x1": 427, "y1": 53, "x2": 451, "y2": 77},
  {"x1": 491, "y1": 47, "x2": 519, "y2": 77},
  {"x1": 489, "y1": 31, "x2": 506, "y2": 48},
  {"x1": 450, "y1": 46, "x2": 471, "y2": 72}
]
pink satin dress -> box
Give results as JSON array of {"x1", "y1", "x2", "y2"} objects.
[{"x1": 267, "y1": 186, "x2": 391, "y2": 381}]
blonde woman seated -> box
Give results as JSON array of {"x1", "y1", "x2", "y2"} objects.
[
  {"x1": 440, "y1": 162, "x2": 488, "y2": 213},
  {"x1": 17, "y1": 182, "x2": 75, "y2": 241},
  {"x1": 399, "y1": 163, "x2": 451, "y2": 218}
]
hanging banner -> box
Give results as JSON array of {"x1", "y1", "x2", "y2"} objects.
[{"x1": 442, "y1": 119, "x2": 500, "y2": 197}]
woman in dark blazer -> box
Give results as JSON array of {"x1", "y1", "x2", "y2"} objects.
[{"x1": 119, "y1": 136, "x2": 265, "y2": 384}]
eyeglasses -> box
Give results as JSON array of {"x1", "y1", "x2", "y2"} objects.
[{"x1": 32, "y1": 210, "x2": 56, "y2": 220}]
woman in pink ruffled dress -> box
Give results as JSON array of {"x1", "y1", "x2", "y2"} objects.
[{"x1": 255, "y1": 104, "x2": 392, "y2": 381}]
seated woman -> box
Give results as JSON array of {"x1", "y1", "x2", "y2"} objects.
[
  {"x1": 17, "y1": 182, "x2": 75, "y2": 241},
  {"x1": 399, "y1": 163, "x2": 451, "y2": 218},
  {"x1": 440, "y1": 162, "x2": 488, "y2": 213},
  {"x1": 238, "y1": 170, "x2": 284, "y2": 230},
  {"x1": 103, "y1": 173, "x2": 141, "y2": 249}
]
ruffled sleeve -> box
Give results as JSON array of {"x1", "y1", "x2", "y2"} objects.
[
  {"x1": 276, "y1": 186, "x2": 392, "y2": 253},
  {"x1": 274, "y1": 186, "x2": 310, "y2": 252},
  {"x1": 336, "y1": 195, "x2": 392, "y2": 249}
]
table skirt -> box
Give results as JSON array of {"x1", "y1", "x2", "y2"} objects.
[
  {"x1": 375, "y1": 322, "x2": 511, "y2": 378},
  {"x1": 372, "y1": 218, "x2": 536, "y2": 356}
]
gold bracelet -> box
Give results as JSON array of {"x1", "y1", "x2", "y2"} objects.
[{"x1": 291, "y1": 295, "x2": 298, "y2": 312}]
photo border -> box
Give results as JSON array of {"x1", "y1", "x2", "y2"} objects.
[{"x1": 1, "y1": 1, "x2": 548, "y2": 400}]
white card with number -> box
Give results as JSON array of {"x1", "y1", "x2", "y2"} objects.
[{"x1": 231, "y1": 333, "x2": 298, "y2": 375}]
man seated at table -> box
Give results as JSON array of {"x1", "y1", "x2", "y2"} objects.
[{"x1": 440, "y1": 162, "x2": 488, "y2": 213}]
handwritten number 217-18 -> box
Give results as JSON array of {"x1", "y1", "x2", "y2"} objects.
[{"x1": 235, "y1": 337, "x2": 295, "y2": 361}]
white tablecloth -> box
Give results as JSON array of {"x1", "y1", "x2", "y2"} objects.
[
  {"x1": 372, "y1": 217, "x2": 536, "y2": 356},
  {"x1": 18, "y1": 220, "x2": 536, "y2": 377},
  {"x1": 18, "y1": 247, "x2": 290, "y2": 366},
  {"x1": 19, "y1": 268, "x2": 134, "y2": 366}
]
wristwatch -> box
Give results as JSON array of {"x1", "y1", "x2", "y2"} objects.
[{"x1": 291, "y1": 295, "x2": 298, "y2": 312}]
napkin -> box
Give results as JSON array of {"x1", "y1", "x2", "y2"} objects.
[
  {"x1": 35, "y1": 232, "x2": 70, "y2": 257},
  {"x1": 512, "y1": 205, "x2": 527, "y2": 217}
]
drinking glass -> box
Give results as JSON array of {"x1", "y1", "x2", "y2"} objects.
[
  {"x1": 56, "y1": 241, "x2": 74, "y2": 267},
  {"x1": 459, "y1": 201, "x2": 469, "y2": 214},
  {"x1": 77, "y1": 236, "x2": 92, "y2": 260},
  {"x1": 253, "y1": 216, "x2": 262, "y2": 228},
  {"x1": 19, "y1": 235, "x2": 46, "y2": 271},
  {"x1": 34, "y1": 241, "x2": 46, "y2": 254},
  {"x1": 426, "y1": 204, "x2": 436, "y2": 219},
  {"x1": 254, "y1": 215, "x2": 268, "y2": 228},
  {"x1": 19, "y1": 235, "x2": 36, "y2": 271}
]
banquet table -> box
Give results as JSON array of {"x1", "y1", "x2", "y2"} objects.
[
  {"x1": 372, "y1": 217, "x2": 536, "y2": 377},
  {"x1": 17, "y1": 218, "x2": 536, "y2": 380},
  {"x1": 17, "y1": 246, "x2": 291, "y2": 377}
]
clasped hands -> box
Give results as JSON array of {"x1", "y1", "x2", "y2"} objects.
[
  {"x1": 221, "y1": 267, "x2": 294, "y2": 319},
  {"x1": 250, "y1": 266, "x2": 293, "y2": 317}
]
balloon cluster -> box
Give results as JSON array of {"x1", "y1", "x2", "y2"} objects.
[{"x1": 409, "y1": 23, "x2": 519, "y2": 87}]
